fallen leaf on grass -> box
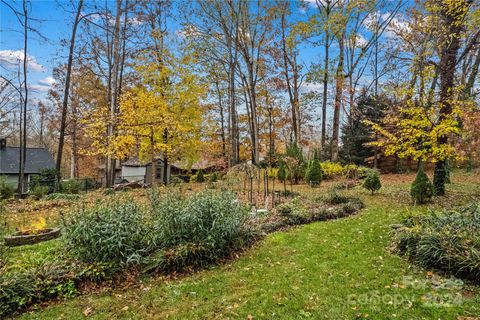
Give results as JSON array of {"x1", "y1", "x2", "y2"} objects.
[{"x1": 83, "y1": 306, "x2": 92, "y2": 317}]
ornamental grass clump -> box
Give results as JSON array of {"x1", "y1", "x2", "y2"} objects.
[
  {"x1": 147, "y1": 190, "x2": 254, "y2": 271},
  {"x1": 152, "y1": 190, "x2": 251, "y2": 250},
  {"x1": 392, "y1": 202, "x2": 480, "y2": 281},
  {"x1": 62, "y1": 197, "x2": 153, "y2": 265}
]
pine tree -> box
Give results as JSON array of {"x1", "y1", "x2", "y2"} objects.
[
  {"x1": 411, "y1": 165, "x2": 434, "y2": 204},
  {"x1": 362, "y1": 169, "x2": 381, "y2": 195},
  {"x1": 340, "y1": 91, "x2": 388, "y2": 165}
]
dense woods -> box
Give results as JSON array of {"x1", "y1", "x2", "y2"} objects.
[{"x1": 1, "y1": 0, "x2": 479, "y2": 193}]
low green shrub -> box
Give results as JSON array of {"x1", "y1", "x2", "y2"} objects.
[
  {"x1": 170, "y1": 176, "x2": 184, "y2": 185},
  {"x1": 0, "y1": 271, "x2": 36, "y2": 316},
  {"x1": 62, "y1": 197, "x2": 153, "y2": 265},
  {"x1": 0, "y1": 177, "x2": 14, "y2": 200},
  {"x1": 273, "y1": 195, "x2": 364, "y2": 229},
  {"x1": 60, "y1": 179, "x2": 81, "y2": 194},
  {"x1": 322, "y1": 188, "x2": 350, "y2": 205},
  {"x1": 45, "y1": 193, "x2": 80, "y2": 201},
  {"x1": 29, "y1": 168, "x2": 56, "y2": 193},
  {"x1": 190, "y1": 170, "x2": 206, "y2": 183},
  {"x1": 102, "y1": 188, "x2": 114, "y2": 195},
  {"x1": 208, "y1": 172, "x2": 219, "y2": 183},
  {"x1": 0, "y1": 260, "x2": 115, "y2": 317},
  {"x1": 392, "y1": 202, "x2": 480, "y2": 281},
  {"x1": 30, "y1": 185, "x2": 49, "y2": 200},
  {"x1": 362, "y1": 169, "x2": 381, "y2": 194},
  {"x1": 282, "y1": 197, "x2": 310, "y2": 225},
  {"x1": 277, "y1": 162, "x2": 287, "y2": 182},
  {"x1": 344, "y1": 164, "x2": 369, "y2": 179}
]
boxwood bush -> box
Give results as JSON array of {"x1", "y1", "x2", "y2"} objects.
[
  {"x1": 392, "y1": 202, "x2": 480, "y2": 281},
  {"x1": 60, "y1": 179, "x2": 82, "y2": 194}
]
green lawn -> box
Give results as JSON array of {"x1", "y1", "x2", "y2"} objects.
[{"x1": 16, "y1": 173, "x2": 480, "y2": 319}]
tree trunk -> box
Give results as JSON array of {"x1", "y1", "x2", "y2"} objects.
[
  {"x1": 56, "y1": 0, "x2": 83, "y2": 187},
  {"x1": 215, "y1": 81, "x2": 227, "y2": 163},
  {"x1": 18, "y1": 0, "x2": 29, "y2": 195},
  {"x1": 228, "y1": 30, "x2": 239, "y2": 166},
  {"x1": 321, "y1": 33, "x2": 329, "y2": 151},
  {"x1": 106, "y1": 0, "x2": 122, "y2": 187},
  {"x1": 247, "y1": 66, "x2": 260, "y2": 164},
  {"x1": 163, "y1": 128, "x2": 169, "y2": 185},
  {"x1": 281, "y1": 6, "x2": 299, "y2": 145},
  {"x1": 150, "y1": 128, "x2": 156, "y2": 187},
  {"x1": 464, "y1": 45, "x2": 480, "y2": 98},
  {"x1": 71, "y1": 114, "x2": 78, "y2": 178},
  {"x1": 433, "y1": 0, "x2": 471, "y2": 195},
  {"x1": 268, "y1": 106, "x2": 274, "y2": 165},
  {"x1": 331, "y1": 30, "x2": 345, "y2": 162}
]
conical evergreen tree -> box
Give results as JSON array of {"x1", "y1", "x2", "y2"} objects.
[
  {"x1": 196, "y1": 169, "x2": 205, "y2": 183},
  {"x1": 305, "y1": 151, "x2": 322, "y2": 187},
  {"x1": 411, "y1": 164, "x2": 434, "y2": 204},
  {"x1": 362, "y1": 169, "x2": 381, "y2": 194}
]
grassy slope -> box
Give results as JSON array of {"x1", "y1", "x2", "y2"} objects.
[{"x1": 17, "y1": 172, "x2": 480, "y2": 320}]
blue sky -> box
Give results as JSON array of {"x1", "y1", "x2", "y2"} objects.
[
  {"x1": 1, "y1": 1, "x2": 76, "y2": 104},
  {"x1": 0, "y1": 0, "x2": 409, "y2": 107}
]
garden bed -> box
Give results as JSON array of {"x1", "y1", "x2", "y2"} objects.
[
  {"x1": 253, "y1": 193, "x2": 364, "y2": 233},
  {"x1": 391, "y1": 202, "x2": 480, "y2": 282},
  {"x1": 0, "y1": 189, "x2": 364, "y2": 318}
]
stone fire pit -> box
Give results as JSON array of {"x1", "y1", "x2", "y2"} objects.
[{"x1": 4, "y1": 228, "x2": 61, "y2": 247}]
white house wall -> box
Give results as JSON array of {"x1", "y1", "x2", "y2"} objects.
[{"x1": 121, "y1": 166, "x2": 146, "y2": 182}]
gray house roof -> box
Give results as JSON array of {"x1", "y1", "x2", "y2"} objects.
[
  {"x1": 122, "y1": 157, "x2": 166, "y2": 167},
  {"x1": 0, "y1": 147, "x2": 55, "y2": 174}
]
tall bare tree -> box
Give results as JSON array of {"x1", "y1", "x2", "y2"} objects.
[{"x1": 56, "y1": 0, "x2": 84, "y2": 186}]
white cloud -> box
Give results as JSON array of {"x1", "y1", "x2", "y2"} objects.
[
  {"x1": 356, "y1": 34, "x2": 368, "y2": 47},
  {"x1": 363, "y1": 11, "x2": 410, "y2": 39},
  {"x1": 385, "y1": 15, "x2": 410, "y2": 38},
  {"x1": 177, "y1": 24, "x2": 202, "y2": 39},
  {"x1": 302, "y1": 82, "x2": 323, "y2": 92},
  {"x1": 0, "y1": 50, "x2": 44, "y2": 72},
  {"x1": 28, "y1": 84, "x2": 50, "y2": 92},
  {"x1": 86, "y1": 12, "x2": 143, "y2": 26},
  {"x1": 38, "y1": 76, "x2": 55, "y2": 86},
  {"x1": 304, "y1": 0, "x2": 317, "y2": 6},
  {"x1": 304, "y1": 0, "x2": 330, "y2": 8}
]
